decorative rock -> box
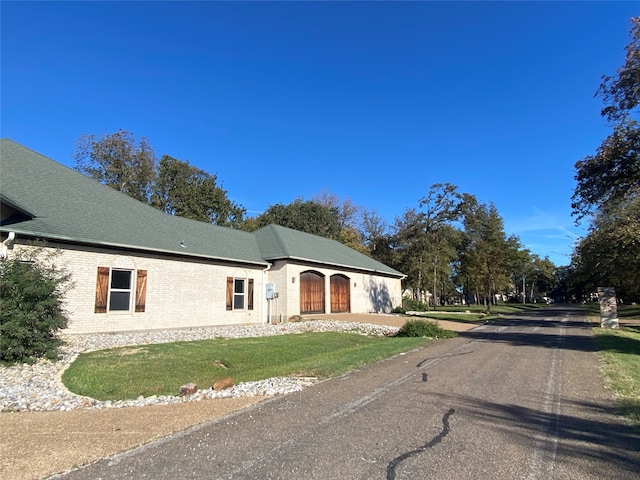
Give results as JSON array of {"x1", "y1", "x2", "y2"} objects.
[
  {"x1": 179, "y1": 383, "x2": 198, "y2": 396},
  {"x1": 213, "y1": 377, "x2": 235, "y2": 390}
]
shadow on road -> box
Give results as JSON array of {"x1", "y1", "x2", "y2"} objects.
[
  {"x1": 454, "y1": 306, "x2": 640, "y2": 354},
  {"x1": 425, "y1": 391, "x2": 640, "y2": 476}
]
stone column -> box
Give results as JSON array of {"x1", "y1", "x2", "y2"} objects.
[{"x1": 597, "y1": 287, "x2": 619, "y2": 329}]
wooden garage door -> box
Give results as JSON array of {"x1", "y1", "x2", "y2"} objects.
[
  {"x1": 330, "y1": 274, "x2": 350, "y2": 313},
  {"x1": 300, "y1": 271, "x2": 325, "y2": 314}
]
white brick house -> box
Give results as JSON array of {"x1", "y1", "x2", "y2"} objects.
[{"x1": 1, "y1": 139, "x2": 404, "y2": 334}]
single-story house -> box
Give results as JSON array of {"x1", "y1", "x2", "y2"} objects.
[{"x1": 0, "y1": 139, "x2": 404, "y2": 334}]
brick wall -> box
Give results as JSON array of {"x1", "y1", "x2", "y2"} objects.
[{"x1": 11, "y1": 242, "x2": 265, "y2": 334}]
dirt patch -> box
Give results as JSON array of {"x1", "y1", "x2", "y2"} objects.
[{"x1": 0, "y1": 397, "x2": 262, "y2": 480}]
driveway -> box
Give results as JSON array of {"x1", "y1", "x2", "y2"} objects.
[{"x1": 48, "y1": 306, "x2": 640, "y2": 479}]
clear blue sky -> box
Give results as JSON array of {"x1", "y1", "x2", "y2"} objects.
[{"x1": 2, "y1": 1, "x2": 638, "y2": 266}]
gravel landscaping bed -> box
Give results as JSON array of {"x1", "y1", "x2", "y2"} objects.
[{"x1": 0, "y1": 320, "x2": 398, "y2": 412}]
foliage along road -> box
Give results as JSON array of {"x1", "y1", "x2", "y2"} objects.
[{"x1": 59, "y1": 306, "x2": 639, "y2": 479}]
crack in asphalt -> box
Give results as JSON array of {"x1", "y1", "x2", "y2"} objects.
[{"x1": 386, "y1": 408, "x2": 455, "y2": 480}]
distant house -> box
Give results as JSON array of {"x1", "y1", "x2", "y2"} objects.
[{"x1": 0, "y1": 139, "x2": 404, "y2": 334}]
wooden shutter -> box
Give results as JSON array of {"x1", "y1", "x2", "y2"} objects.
[
  {"x1": 226, "y1": 277, "x2": 233, "y2": 310},
  {"x1": 248, "y1": 279, "x2": 254, "y2": 310},
  {"x1": 135, "y1": 270, "x2": 147, "y2": 312},
  {"x1": 94, "y1": 267, "x2": 109, "y2": 313}
]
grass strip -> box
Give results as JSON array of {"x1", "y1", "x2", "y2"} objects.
[
  {"x1": 593, "y1": 327, "x2": 640, "y2": 425},
  {"x1": 62, "y1": 332, "x2": 432, "y2": 401}
]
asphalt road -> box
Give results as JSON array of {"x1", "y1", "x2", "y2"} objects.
[{"x1": 57, "y1": 306, "x2": 640, "y2": 479}]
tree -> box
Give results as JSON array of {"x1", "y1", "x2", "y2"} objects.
[
  {"x1": 0, "y1": 248, "x2": 71, "y2": 365},
  {"x1": 598, "y1": 17, "x2": 640, "y2": 123},
  {"x1": 417, "y1": 183, "x2": 463, "y2": 308},
  {"x1": 572, "y1": 120, "x2": 640, "y2": 220},
  {"x1": 74, "y1": 130, "x2": 156, "y2": 203},
  {"x1": 361, "y1": 208, "x2": 390, "y2": 257},
  {"x1": 74, "y1": 131, "x2": 246, "y2": 227},
  {"x1": 573, "y1": 17, "x2": 640, "y2": 221},
  {"x1": 571, "y1": 17, "x2": 640, "y2": 303},
  {"x1": 312, "y1": 192, "x2": 368, "y2": 253},
  {"x1": 393, "y1": 208, "x2": 430, "y2": 302},
  {"x1": 151, "y1": 155, "x2": 245, "y2": 227},
  {"x1": 572, "y1": 198, "x2": 640, "y2": 303},
  {"x1": 457, "y1": 195, "x2": 511, "y2": 314},
  {"x1": 254, "y1": 199, "x2": 343, "y2": 240}
]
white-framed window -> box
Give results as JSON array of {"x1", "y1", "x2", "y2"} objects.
[
  {"x1": 233, "y1": 278, "x2": 245, "y2": 309},
  {"x1": 226, "y1": 277, "x2": 254, "y2": 311},
  {"x1": 109, "y1": 269, "x2": 133, "y2": 311},
  {"x1": 95, "y1": 267, "x2": 147, "y2": 313}
]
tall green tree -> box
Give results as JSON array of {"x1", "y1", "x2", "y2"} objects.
[
  {"x1": 74, "y1": 130, "x2": 156, "y2": 203},
  {"x1": 417, "y1": 183, "x2": 463, "y2": 308},
  {"x1": 571, "y1": 17, "x2": 640, "y2": 301},
  {"x1": 457, "y1": 195, "x2": 511, "y2": 314},
  {"x1": 74, "y1": 131, "x2": 245, "y2": 227},
  {"x1": 254, "y1": 199, "x2": 343, "y2": 240},
  {"x1": 573, "y1": 17, "x2": 640, "y2": 220},
  {"x1": 572, "y1": 120, "x2": 640, "y2": 220},
  {"x1": 572, "y1": 198, "x2": 640, "y2": 303},
  {"x1": 151, "y1": 155, "x2": 245, "y2": 227},
  {"x1": 393, "y1": 208, "x2": 429, "y2": 302}
]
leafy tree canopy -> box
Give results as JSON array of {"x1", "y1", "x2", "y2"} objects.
[
  {"x1": 74, "y1": 131, "x2": 245, "y2": 227},
  {"x1": 74, "y1": 130, "x2": 155, "y2": 203},
  {"x1": 151, "y1": 155, "x2": 245, "y2": 227},
  {"x1": 573, "y1": 17, "x2": 640, "y2": 221},
  {"x1": 253, "y1": 198, "x2": 342, "y2": 240}
]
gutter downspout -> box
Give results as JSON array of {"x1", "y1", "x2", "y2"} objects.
[
  {"x1": 261, "y1": 263, "x2": 272, "y2": 325},
  {"x1": 1, "y1": 232, "x2": 16, "y2": 261}
]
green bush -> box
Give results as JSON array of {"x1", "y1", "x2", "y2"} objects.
[
  {"x1": 0, "y1": 249, "x2": 71, "y2": 364},
  {"x1": 402, "y1": 297, "x2": 429, "y2": 312},
  {"x1": 395, "y1": 320, "x2": 457, "y2": 339}
]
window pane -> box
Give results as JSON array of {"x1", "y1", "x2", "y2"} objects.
[
  {"x1": 234, "y1": 279, "x2": 245, "y2": 294},
  {"x1": 111, "y1": 270, "x2": 132, "y2": 289},
  {"x1": 110, "y1": 291, "x2": 131, "y2": 311},
  {"x1": 234, "y1": 295, "x2": 245, "y2": 310}
]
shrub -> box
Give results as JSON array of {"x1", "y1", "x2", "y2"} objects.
[
  {"x1": 395, "y1": 320, "x2": 457, "y2": 339},
  {"x1": 0, "y1": 248, "x2": 71, "y2": 364},
  {"x1": 402, "y1": 297, "x2": 429, "y2": 312}
]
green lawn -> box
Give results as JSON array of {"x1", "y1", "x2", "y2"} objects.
[
  {"x1": 62, "y1": 332, "x2": 434, "y2": 401},
  {"x1": 584, "y1": 304, "x2": 640, "y2": 425},
  {"x1": 593, "y1": 326, "x2": 640, "y2": 424},
  {"x1": 583, "y1": 303, "x2": 640, "y2": 320},
  {"x1": 408, "y1": 303, "x2": 545, "y2": 323}
]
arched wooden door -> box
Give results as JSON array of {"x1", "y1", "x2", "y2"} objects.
[
  {"x1": 330, "y1": 274, "x2": 351, "y2": 313},
  {"x1": 300, "y1": 271, "x2": 325, "y2": 314}
]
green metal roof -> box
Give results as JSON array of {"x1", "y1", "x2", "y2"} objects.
[
  {"x1": 0, "y1": 139, "x2": 403, "y2": 277},
  {"x1": 0, "y1": 139, "x2": 267, "y2": 266},
  {"x1": 254, "y1": 224, "x2": 403, "y2": 277}
]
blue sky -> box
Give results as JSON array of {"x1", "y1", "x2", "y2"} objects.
[{"x1": 2, "y1": 1, "x2": 638, "y2": 266}]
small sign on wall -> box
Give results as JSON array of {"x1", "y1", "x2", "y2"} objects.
[{"x1": 266, "y1": 283, "x2": 278, "y2": 299}]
